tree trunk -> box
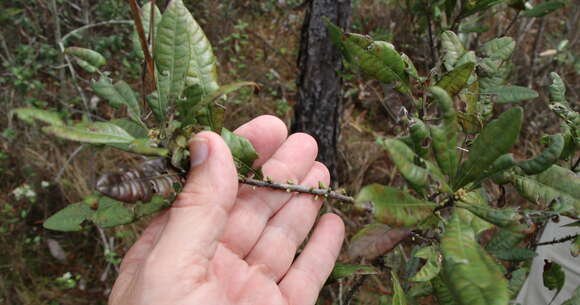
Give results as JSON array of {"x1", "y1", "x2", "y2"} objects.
[{"x1": 291, "y1": 0, "x2": 351, "y2": 181}]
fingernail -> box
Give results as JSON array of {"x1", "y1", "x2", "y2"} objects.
[{"x1": 189, "y1": 137, "x2": 209, "y2": 167}]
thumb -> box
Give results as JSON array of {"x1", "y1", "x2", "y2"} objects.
[{"x1": 149, "y1": 131, "x2": 238, "y2": 263}]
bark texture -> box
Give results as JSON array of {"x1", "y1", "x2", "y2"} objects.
[{"x1": 291, "y1": 0, "x2": 351, "y2": 180}]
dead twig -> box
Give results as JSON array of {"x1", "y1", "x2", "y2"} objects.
[{"x1": 240, "y1": 177, "x2": 355, "y2": 203}]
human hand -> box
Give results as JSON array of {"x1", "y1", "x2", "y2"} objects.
[{"x1": 109, "y1": 115, "x2": 345, "y2": 305}]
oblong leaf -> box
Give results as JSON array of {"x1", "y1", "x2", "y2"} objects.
[
  {"x1": 65, "y1": 47, "x2": 106, "y2": 68},
  {"x1": 348, "y1": 223, "x2": 411, "y2": 260},
  {"x1": 221, "y1": 128, "x2": 259, "y2": 177},
  {"x1": 441, "y1": 210, "x2": 510, "y2": 305},
  {"x1": 491, "y1": 248, "x2": 537, "y2": 261},
  {"x1": 330, "y1": 262, "x2": 377, "y2": 281},
  {"x1": 90, "y1": 196, "x2": 135, "y2": 228},
  {"x1": 441, "y1": 31, "x2": 465, "y2": 71},
  {"x1": 518, "y1": 134, "x2": 564, "y2": 175},
  {"x1": 430, "y1": 87, "x2": 459, "y2": 181},
  {"x1": 11, "y1": 108, "x2": 64, "y2": 126},
  {"x1": 378, "y1": 138, "x2": 430, "y2": 188},
  {"x1": 411, "y1": 246, "x2": 442, "y2": 282},
  {"x1": 486, "y1": 229, "x2": 525, "y2": 253},
  {"x1": 91, "y1": 77, "x2": 143, "y2": 125},
  {"x1": 391, "y1": 271, "x2": 408, "y2": 305},
  {"x1": 154, "y1": 0, "x2": 192, "y2": 100},
  {"x1": 481, "y1": 37, "x2": 515, "y2": 60},
  {"x1": 454, "y1": 107, "x2": 523, "y2": 190},
  {"x1": 355, "y1": 184, "x2": 437, "y2": 227},
  {"x1": 548, "y1": 72, "x2": 567, "y2": 104},
  {"x1": 43, "y1": 122, "x2": 135, "y2": 144},
  {"x1": 435, "y1": 62, "x2": 475, "y2": 97},
  {"x1": 481, "y1": 85, "x2": 539, "y2": 104},
  {"x1": 522, "y1": 1, "x2": 566, "y2": 17},
  {"x1": 43, "y1": 197, "x2": 98, "y2": 232}
]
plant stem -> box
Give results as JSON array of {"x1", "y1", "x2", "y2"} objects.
[
  {"x1": 239, "y1": 177, "x2": 355, "y2": 203},
  {"x1": 533, "y1": 233, "x2": 578, "y2": 247}
]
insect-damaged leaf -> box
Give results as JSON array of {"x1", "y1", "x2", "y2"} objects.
[
  {"x1": 490, "y1": 248, "x2": 537, "y2": 261},
  {"x1": 43, "y1": 122, "x2": 135, "y2": 144},
  {"x1": 511, "y1": 165, "x2": 580, "y2": 217},
  {"x1": 355, "y1": 184, "x2": 436, "y2": 227},
  {"x1": 440, "y1": 210, "x2": 510, "y2": 305},
  {"x1": 548, "y1": 72, "x2": 567, "y2": 105},
  {"x1": 457, "y1": 202, "x2": 530, "y2": 233},
  {"x1": 486, "y1": 229, "x2": 526, "y2": 253},
  {"x1": 154, "y1": 0, "x2": 192, "y2": 100},
  {"x1": 429, "y1": 87, "x2": 459, "y2": 181},
  {"x1": 329, "y1": 262, "x2": 377, "y2": 282},
  {"x1": 518, "y1": 133, "x2": 564, "y2": 175},
  {"x1": 481, "y1": 85, "x2": 539, "y2": 104},
  {"x1": 435, "y1": 62, "x2": 475, "y2": 97},
  {"x1": 410, "y1": 246, "x2": 442, "y2": 282},
  {"x1": 377, "y1": 138, "x2": 430, "y2": 189},
  {"x1": 43, "y1": 196, "x2": 99, "y2": 232},
  {"x1": 91, "y1": 77, "x2": 144, "y2": 125},
  {"x1": 221, "y1": 128, "x2": 259, "y2": 177},
  {"x1": 348, "y1": 223, "x2": 411, "y2": 260},
  {"x1": 454, "y1": 107, "x2": 523, "y2": 190},
  {"x1": 480, "y1": 37, "x2": 515, "y2": 60},
  {"x1": 11, "y1": 108, "x2": 65, "y2": 126},
  {"x1": 90, "y1": 196, "x2": 135, "y2": 228}
]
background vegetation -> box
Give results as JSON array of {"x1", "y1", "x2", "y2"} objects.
[{"x1": 0, "y1": 0, "x2": 578, "y2": 304}]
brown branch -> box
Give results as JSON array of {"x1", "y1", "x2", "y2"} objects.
[
  {"x1": 129, "y1": 0, "x2": 156, "y2": 94},
  {"x1": 239, "y1": 177, "x2": 355, "y2": 203},
  {"x1": 533, "y1": 234, "x2": 578, "y2": 247}
]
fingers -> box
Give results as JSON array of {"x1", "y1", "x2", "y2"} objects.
[
  {"x1": 146, "y1": 132, "x2": 238, "y2": 271},
  {"x1": 233, "y1": 115, "x2": 288, "y2": 167},
  {"x1": 244, "y1": 162, "x2": 330, "y2": 281},
  {"x1": 279, "y1": 214, "x2": 345, "y2": 305},
  {"x1": 219, "y1": 133, "x2": 318, "y2": 257}
]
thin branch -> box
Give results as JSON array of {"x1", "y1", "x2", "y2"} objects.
[
  {"x1": 501, "y1": 11, "x2": 520, "y2": 37},
  {"x1": 533, "y1": 234, "x2": 578, "y2": 247},
  {"x1": 60, "y1": 20, "x2": 133, "y2": 45},
  {"x1": 426, "y1": 2, "x2": 438, "y2": 68},
  {"x1": 239, "y1": 177, "x2": 355, "y2": 203},
  {"x1": 528, "y1": 17, "x2": 545, "y2": 87},
  {"x1": 54, "y1": 145, "x2": 86, "y2": 182}
]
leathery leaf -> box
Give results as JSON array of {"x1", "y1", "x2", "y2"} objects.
[
  {"x1": 378, "y1": 138, "x2": 430, "y2": 189},
  {"x1": 518, "y1": 134, "x2": 564, "y2": 175},
  {"x1": 154, "y1": 0, "x2": 192, "y2": 100},
  {"x1": 440, "y1": 210, "x2": 510, "y2": 305},
  {"x1": 435, "y1": 62, "x2": 475, "y2": 97},
  {"x1": 43, "y1": 122, "x2": 135, "y2": 144},
  {"x1": 91, "y1": 76, "x2": 143, "y2": 126},
  {"x1": 510, "y1": 165, "x2": 580, "y2": 217},
  {"x1": 355, "y1": 184, "x2": 437, "y2": 227},
  {"x1": 43, "y1": 195, "x2": 99, "y2": 231},
  {"x1": 430, "y1": 87, "x2": 459, "y2": 181},
  {"x1": 411, "y1": 246, "x2": 442, "y2": 282},
  {"x1": 480, "y1": 37, "x2": 515, "y2": 61},
  {"x1": 454, "y1": 107, "x2": 523, "y2": 190},
  {"x1": 11, "y1": 108, "x2": 65, "y2": 126},
  {"x1": 441, "y1": 31, "x2": 465, "y2": 71},
  {"x1": 348, "y1": 223, "x2": 411, "y2": 260},
  {"x1": 391, "y1": 271, "x2": 409, "y2": 305},
  {"x1": 221, "y1": 128, "x2": 259, "y2": 177}
]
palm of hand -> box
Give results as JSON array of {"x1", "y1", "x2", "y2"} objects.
[{"x1": 109, "y1": 116, "x2": 344, "y2": 305}]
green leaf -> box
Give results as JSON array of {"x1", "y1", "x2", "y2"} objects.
[
  {"x1": 411, "y1": 246, "x2": 442, "y2": 282},
  {"x1": 511, "y1": 165, "x2": 580, "y2": 217},
  {"x1": 329, "y1": 262, "x2": 377, "y2": 281},
  {"x1": 480, "y1": 37, "x2": 516, "y2": 60},
  {"x1": 348, "y1": 223, "x2": 411, "y2": 259},
  {"x1": 490, "y1": 248, "x2": 537, "y2": 261},
  {"x1": 11, "y1": 108, "x2": 64, "y2": 126},
  {"x1": 474, "y1": 153, "x2": 516, "y2": 185},
  {"x1": 481, "y1": 85, "x2": 538, "y2": 104},
  {"x1": 221, "y1": 128, "x2": 259, "y2": 177},
  {"x1": 378, "y1": 138, "x2": 430, "y2": 189},
  {"x1": 391, "y1": 271, "x2": 408, "y2": 305},
  {"x1": 441, "y1": 31, "x2": 465, "y2": 71},
  {"x1": 462, "y1": 0, "x2": 505, "y2": 18},
  {"x1": 522, "y1": 1, "x2": 566, "y2": 17},
  {"x1": 543, "y1": 260, "x2": 565, "y2": 301},
  {"x1": 409, "y1": 118, "x2": 430, "y2": 159},
  {"x1": 132, "y1": 1, "x2": 162, "y2": 58},
  {"x1": 548, "y1": 72, "x2": 567, "y2": 105},
  {"x1": 90, "y1": 196, "x2": 135, "y2": 228},
  {"x1": 408, "y1": 282, "x2": 434, "y2": 299},
  {"x1": 518, "y1": 134, "x2": 564, "y2": 175},
  {"x1": 401, "y1": 53, "x2": 419, "y2": 79},
  {"x1": 429, "y1": 87, "x2": 459, "y2": 181},
  {"x1": 91, "y1": 77, "x2": 143, "y2": 125},
  {"x1": 433, "y1": 276, "x2": 459, "y2": 305},
  {"x1": 43, "y1": 196, "x2": 98, "y2": 231},
  {"x1": 65, "y1": 47, "x2": 106, "y2": 71},
  {"x1": 435, "y1": 62, "x2": 475, "y2": 97},
  {"x1": 457, "y1": 202, "x2": 528, "y2": 233},
  {"x1": 135, "y1": 195, "x2": 170, "y2": 217},
  {"x1": 457, "y1": 190, "x2": 494, "y2": 235},
  {"x1": 508, "y1": 268, "x2": 529, "y2": 298},
  {"x1": 43, "y1": 122, "x2": 135, "y2": 144},
  {"x1": 355, "y1": 184, "x2": 436, "y2": 227},
  {"x1": 112, "y1": 138, "x2": 169, "y2": 157},
  {"x1": 154, "y1": 0, "x2": 192, "y2": 100},
  {"x1": 454, "y1": 107, "x2": 523, "y2": 190},
  {"x1": 183, "y1": 5, "x2": 219, "y2": 98},
  {"x1": 486, "y1": 229, "x2": 525, "y2": 253},
  {"x1": 440, "y1": 210, "x2": 510, "y2": 305},
  {"x1": 148, "y1": 71, "x2": 171, "y2": 123},
  {"x1": 110, "y1": 118, "x2": 149, "y2": 138}
]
